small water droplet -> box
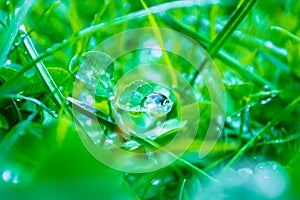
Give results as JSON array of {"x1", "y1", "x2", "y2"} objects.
[
  {"x1": 237, "y1": 168, "x2": 253, "y2": 179},
  {"x1": 5, "y1": 60, "x2": 12, "y2": 65},
  {"x1": 226, "y1": 116, "x2": 232, "y2": 123},
  {"x1": 2, "y1": 169, "x2": 19, "y2": 184},
  {"x1": 109, "y1": 96, "x2": 115, "y2": 101},
  {"x1": 86, "y1": 119, "x2": 92, "y2": 126},
  {"x1": 151, "y1": 179, "x2": 160, "y2": 186},
  {"x1": 51, "y1": 111, "x2": 58, "y2": 118},
  {"x1": 264, "y1": 85, "x2": 270, "y2": 90},
  {"x1": 261, "y1": 97, "x2": 272, "y2": 105},
  {"x1": 272, "y1": 163, "x2": 278, "y2": 170}
]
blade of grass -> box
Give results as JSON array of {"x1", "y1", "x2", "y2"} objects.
[
  {"x1": 66, "y1": 97, "x2": 115, "y2": 128},
  {"x1": 189, "y1": 0, "x2": 258, "y2": 85},
  {"x1": 69, "y1": 0, "x2": 88, "y2": 55},
  {"x1": 0, "y1": 20, "x2": 6, "y2": 29},
  {"x1": 92, "y1": 0, "x2": 111, "y2": 25},
  {"x1": 225, "y1": 95, "x2": 300, "y2": 168},
  {"x1": 257, "y1": 133, "x2": 300, "y2": 146},
  {"x1": 208, "y1": 0, "x2": 258, "y2": 57},
  {"x1": 20, "y1": 25, "x2": 70, "y2": 115},
  {"x1": 271, "y1": 26, "x2": 300, "y2": 42},
  {"x1": 4, "y1": 94, "x2": 57, "y2": 117},
  {"x1": 121, "y1": 179, "x2": 142, "y2": 200},
  {"x1": 140, "y1": 0, "x2": 178, "y2": 85},
  {"x1": 161, "y1": 12, "x2": 276, "y2": 89},
  {"x1": 178, "y1": 179, "x2": 187, "y2": 200},
  {"x1": 69, "y1": 0, "x2": 82, "y2": 34},
  {"x1": 10, "y1": 1, "x2": 60, "y2": 53},
  {"x1": 6, "y1": 0, "x2": 15, "y2": 23},
  {"x1": 0, "y1": 0, "x2": 34, "y2": 65}
]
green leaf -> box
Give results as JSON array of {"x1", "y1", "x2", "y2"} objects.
[
  {"x1": 226, "y1": 82, "x2": 254, "y2": 100},
  {"x1": 0, "y1": 66, "x2": 30, "y2": 84},
  {"x1": 0, "y1": 67, "x2": 31, "y2": 106},
  {"x1": 0, "y1": 114, "x2": 9, "y2": 130},
  {"x1": 0, "y1": 66, "x2": 71, "y2": 96}
]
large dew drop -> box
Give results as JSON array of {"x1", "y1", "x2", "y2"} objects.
[
  {"x1": 142, "y1": 93, "x2": 173, "y2": 117},
  {"x1": 253, "y1": 161, "x2": 289, "y2": 199},
  {"x1": 114, "y1": 80, "x2": 174, "y2": 137}
]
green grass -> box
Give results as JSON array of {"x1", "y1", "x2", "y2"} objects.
[{"x1": 0, "y1": 0, "x2": 300, "y2": 199}]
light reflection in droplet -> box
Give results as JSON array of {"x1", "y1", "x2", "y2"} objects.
[
  {"x1": 151, "y1": 47, "x2": 162, "y2": 58},
  {"x1": 86, "y1": 119, "x2": 92, "y2": 126},
  {"x1": 1, "y1": 169, "x2": 19, "y2": 184},
  {"x1": 151, "y1": 179, "x2": 160, "y2": 186},
  {"x1": 86, "y1": 95, "x2": 95, "y2": 104},
  {"x1": 254, "y1": 161, "x2": 288, "y2": 199}
]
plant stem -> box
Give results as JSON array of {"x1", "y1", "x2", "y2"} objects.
[
  {"x1": 271, "y1": 26, "x2": 300, "y2": 42},
  {"x1": 257, "y1": 133, "x2": 300, "y2": 146}
]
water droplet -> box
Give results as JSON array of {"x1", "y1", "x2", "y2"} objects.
[
  {"x1": 142, "y1": 93, "x2": 173, "y2": 117},
  {"x1": 5, "y1": 60, "x2": 12, "y2": 65},
  {"x1": 86, "y1": 119, "x2": 92, "y2": 126},
  {"x1": 151, "y1": 179, "x2": 160, "y2": 186},
  {"x1": 1, "y1": 169, "x2": 19, "y2": 184},
  {"x1": 263, "y1": 85, "x2": 270, "y2": 90},
  {"x1": 237, "y1": 168, "x2": 253, "y2": 179},
  {"x1": 218, "y1": 168, "x2": 242, "y2": 187},
  {"x1": 261, "y1": 97, "x2": 272, "y2": 105},
  {"x1": 254, "y1": 161, "x2": 288, "y2": 199},
  {"x1": 122, "y1": 2, "x2": 131, "y2": 12},
  {"x1": 114, "y1": 80, "x2": 174, "y2": 137},
  {"x1": 227, "y1": 115, "x2": 241, "y2": 129},
  {"x1": 226, "y1": 116, "x2": 232, "y2": 123}
]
